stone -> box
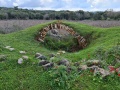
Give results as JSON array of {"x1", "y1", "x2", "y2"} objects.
[
  {"x1": 9, "y1": 48, "x2": 15, "y2": 51},
  {"x1": 22, "y1": 56, "x2": 29, "y2": 60},
  {"x1": 43, "y1": 62, "x2": 54, "y2": 70},
  {"x1": 80, "y1": 65, "x2": 88, "y2": 70},
  {"x1": 5, "y1": 46, "x2": 11, "y2": 49},
  {"x1": 58, "y1": 51, "x2": 66, "y2": 54},
  {"x1": 58, "y1": 59, "x2": 70, "y2": 66},
  {"x1": 37, "y1": 55, "x2": 47, "y2": 60},
  {"x1": 18, "y1": 58, "x2": 23, "y2": 64},
  {"x1": 19, "y1": 51, "x2": 26, "y2": 54},
  {"x1": 38, "y1": 38, "x2": 44, "y2": 42},
  {"x1": 86, "y1": 60, "x2": 101, "y2": 67},
  {"x1": 51, "y1": 29, "x2": 58, "y2": 35},
  {"x1": 38, "y1": 60, "x2": 50, "y2": 66},
  {"x1": 0, "y1": 55, "x2": 6, "y2": 62},
  {"x1": 35, "y1": 53, "x2": 42, "y2": 57},
  {"x1": 91, "y1": 66, "x2": 110, "y2": 78}
]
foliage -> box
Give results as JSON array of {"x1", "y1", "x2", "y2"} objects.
[
  {"x1": 0, "y1": 7, "x2": 120, "y2": 20},
  {"x1": 43, "y1": 35, "x2": 78, "y2": 52},
  {"x1": 48, "y1": 65, "x2": 78, "y2": 90},
  {"x1": 94, "y1": 44, "x2": 120, "y2": 65}
]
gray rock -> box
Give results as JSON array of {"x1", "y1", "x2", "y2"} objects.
[
  {"x1": 58, "y1": 59, "x2": 70, "y2": 66},
  {"x1": 43, "y1": 62, "x2": 54, "y2": 70},
  {"x1": 35, "y1": 53, "x2": 42, "y2": 57},
  {"x1": 38, "y1": 60, "x2": 50, "y2": 66},
  {"x1": 51, "y1": 29, "x2": 58, "y2": 35},
  {"x1": 37, "y1": 55, "x2": 47, "y2": 60},
  {"x1": 90, "y1": 66, "x2": 110, "y2": 78},
  {"x1": 86, "y1": 60, "x2": 101, "y2": 67},
  {"x1": 22, "y1": 56, "x2": 29, "y2": 60}
]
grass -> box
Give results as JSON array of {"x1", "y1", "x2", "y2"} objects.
[{"x1": 0, "y1": 20, "x2": 120, "y2": 90}]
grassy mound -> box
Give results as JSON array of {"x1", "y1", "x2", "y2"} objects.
[{"x1": 0, "y1": 21, "x2": 120, "y2": 90}]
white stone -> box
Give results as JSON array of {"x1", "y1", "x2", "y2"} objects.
[
  {"x1": 19, "y1": 51, "x2": 26, "y2": 54},
  {"x1": 5, "y1": 46, "x2": 11, "y2": 49},
  {"x1": 9, "y1": 48, "x2": 15, "y2": 51},
  {"x1": 22, "y1": 56, "x2": 29, "y2": 60},
  {"x1": 18, "y1": 58, "x2": 23, "y2": 64}
]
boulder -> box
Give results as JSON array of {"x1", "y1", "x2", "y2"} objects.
[
  {"x1": 58, "y1": 59, "x2": 70, "y2": 66},
  {"x1": 42, "y1": 62, "x2": 54, "y2": 70},
  {"x1": 38, "y1": 60, "x2": 50, "y2": 66}
]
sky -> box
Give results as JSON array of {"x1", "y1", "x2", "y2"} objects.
[{"x1": 0, "y1": 0, "x2": 120, "y2": 11}]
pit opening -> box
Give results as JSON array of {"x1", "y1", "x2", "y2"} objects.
[{"x1": 36, "y1": 21, "x2": 87, "y2": 52}]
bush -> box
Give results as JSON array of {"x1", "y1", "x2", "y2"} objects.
[{"x1": 48, "y1": 65, "x2": 78, "y2": 90}]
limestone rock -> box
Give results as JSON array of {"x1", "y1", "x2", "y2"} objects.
[
  {"x1": 37, "y1": 55, "x2": 47, "y2": 60},
  {"x1": 5, "y1": 46, "x2": 11, "y2": 49},
  {"x1": 18, "y1": 58, "x2": 23, "y2": 64},
  {"x1": 19, "y1": 51, "x2": 26, "y2": 54},
  {"x1": 35, "y1": 53, "x2": 42, "y2": 57},
  {"x1": 39, "y1": 60, "x2": 50, "y2": 66},
  {"x1": 51, "y1": 29, "x2": 58, "y2": 35},
  {"x1": 58, "y1": 59, "x2": 70, "y2": 66},
  {"x1": 22, "y1": 56, "x2": 29, "y2": 60},
  {"x1": 43, "y1": 62, "x2": 54, "y2": 70},
  {"x1": 80, "y1": 65, "x2": 88, "y2": 70},
  {"x1": 86, "y1": 60, "x2": 101, "y2": 67},
  {"x1": 90, "y1": 66, "x2": 110, "y2": 77},
  {"x1": 9, "y1": 48, "x2": 15, "y2": 51}
]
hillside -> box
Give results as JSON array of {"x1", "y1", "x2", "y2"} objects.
[{"x1": 0, "y1": 21, "x2": 120, "y2": 90}]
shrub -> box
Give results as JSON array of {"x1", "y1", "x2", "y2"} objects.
[{"x1": 48, "y1": 65, "x2": 78, "y2": 90}]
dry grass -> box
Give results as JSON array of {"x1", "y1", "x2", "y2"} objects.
[
  {"x1": 0, "y1": 20, "x2": 52, "y2": 34},
  {"x1": 71, "y1": 20, "x2": 120, "y2": 28}
]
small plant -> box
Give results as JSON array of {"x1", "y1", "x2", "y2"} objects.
[
  {"x1": 93, "y1": 44, "x2": 120, "y2": 65},
  {"x1": 48, "y1": 65, "x2": 78, "y2": 90}
]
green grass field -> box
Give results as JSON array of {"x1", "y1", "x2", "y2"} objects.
[{"x1": 0, "y1": 21, "x2": 120, "y2": 90}]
